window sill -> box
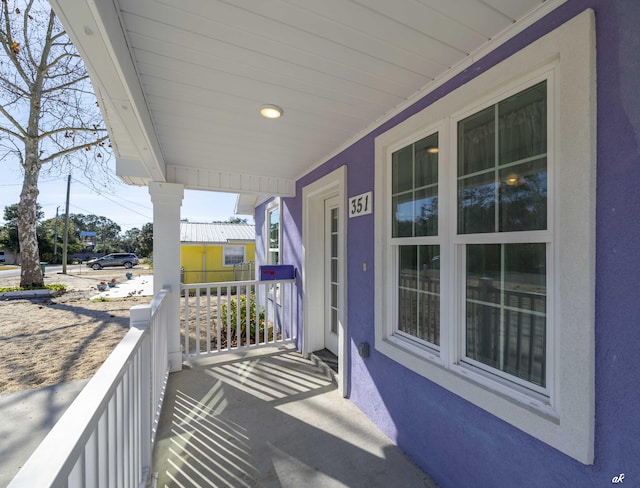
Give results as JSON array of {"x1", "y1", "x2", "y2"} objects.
[{"x1": 379, "y1": 334, "x2": 557, "y2": 419}]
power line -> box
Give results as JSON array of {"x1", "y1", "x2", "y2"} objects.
[
  {"x1": 51, "y1": 176, "x2": 152, "y2": 220},
  {"x1": 69, "y1": 203, "x2": 96, "y2": 214},
  {"x1": 30, "y1": 174, "x2": 152, "y2": 217},
  {"x1": 89, "y1": 191, "x2": 151, "y2": 220},
  {"x1": 71, "y1": 177, "x2": 152, "y2": 211}
]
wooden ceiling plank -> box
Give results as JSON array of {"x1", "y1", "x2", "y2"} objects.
[{"x1": 481, "y1": 0, "x2": 544, "y2": 21}]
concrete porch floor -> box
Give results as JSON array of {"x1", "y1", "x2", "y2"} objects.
[{"x1": 152, "y1": 345, "x2": 438, "y2": 488}]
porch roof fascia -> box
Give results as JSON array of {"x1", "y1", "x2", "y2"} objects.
[{"x1": 48, "y1": 0, "x2": 166, "y2": 184}]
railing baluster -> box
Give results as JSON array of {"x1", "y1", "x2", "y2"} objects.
[
  {"x1": 289, "y1": 280, "x2": 293, "y2": 341},
  {"x1": 216, "y1": 287, "x2": 221, "y2": 351},
  {"x1": 132, "y1": 350, "x2": 140, "y2": 488},
  {"x1": 117, "y1": 382, "x2": 124, "y2": 487},
  {"x1": 206, "y1": 287, "x2": 211, "y2": 353},
  {"x1": 184, "y1": 287, "x2": 190, "y2": 356},
  {"x1": 195, "y1": 287, "x2": 201, "y2": 355},
  {"x1": 264, "y1": 281, "x2": 276, "y2": 344},
  {"x1": 108, "y1": 393, "x2": 116, "y2": 487},
  {"x1": 226, "y1": 285, "x2": 231, "y2": 350},
  {"x1": 68, "y1": 451, "x2": 83, "y2": 486},
  {"x1": 248, "y1": 284, "x2": 253, "y2": 346},
  {"x1": 86, "y1": 429, "x2": 98, "y2": 488},
  {"x1": 123, "y1": 370, "x2": 130, "y2": 486},
  {"x1": 179, "y1": 279, "x2": 297, "y2": 358},
  {"x1": 98, "y1": 411, "x2": 107, "y2": 487}
]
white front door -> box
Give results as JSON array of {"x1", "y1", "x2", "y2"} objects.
[
  {"x1": 324, "y1": 196, "x2": 340, "y2": 355},
  {"x1": 302, "y1": 165, "x2": 347, "y2": 396}
]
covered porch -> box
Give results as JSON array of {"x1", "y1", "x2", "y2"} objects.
[
  {"x1": 152, "y1": 346, "x2": 436, "y2": 487},
  {"x1": 12, "y1": 1, "x2": 606, "y2": 486},
  {"x1": 8, "y1": 292, "x2": 437, "y2": 487}
]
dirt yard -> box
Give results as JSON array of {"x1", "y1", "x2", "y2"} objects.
[{"x1": 0, "y1": 265, "x2": 154, "y2": 394}]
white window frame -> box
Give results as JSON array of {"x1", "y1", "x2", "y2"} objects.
[
  {"x1": 266, "y1": 198, "x2": 280, "y2": 265},
  {"x1": 374, "y1": 10, "x2": 595, "y2": 464},
  {"x1": 222, "y1": 245, "x2": 245, "y2": 267},
  {"x1": 451, "y1": 74, "x2": 552, "y2": 399}
]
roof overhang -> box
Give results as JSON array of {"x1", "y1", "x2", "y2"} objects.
[{"x1": 49, "y1": 0, "x2": 565, "y2": 201}]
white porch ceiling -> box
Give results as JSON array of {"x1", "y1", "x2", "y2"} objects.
[{"x1": 50, "y1": 0, "x2": 561, "y2": 197}]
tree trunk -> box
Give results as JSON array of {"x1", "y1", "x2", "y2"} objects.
[{"x1": 18, "y1": 149, "x2": 43, "y2": 288}]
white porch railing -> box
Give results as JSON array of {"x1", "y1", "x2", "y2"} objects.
[
  {"x1": 182, "y1": 279, "x2": 297, "y2": 357},
  {"x1": 9, "y1": 288, "x2": 172, "y2": 488}
]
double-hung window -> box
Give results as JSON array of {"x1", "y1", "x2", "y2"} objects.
[
  {"x1": 392, "y1": 132, "x2": 441, "y2": 349},
  {"x1": 389, "y1": 81, "x2": 548, "y2": 393},
  {"x1": 457, "y1": 81, "x2": 548, "y2": 392},
  {"x1": 375, "y1": 10, "x2": 595, "y2": 464}
]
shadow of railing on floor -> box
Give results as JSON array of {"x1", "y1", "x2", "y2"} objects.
[{"x1": 153, "y1": 349, "x2": 438, "y2": 488}]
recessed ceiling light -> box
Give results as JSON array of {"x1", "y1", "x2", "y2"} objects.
[
  {"x1": 260, "y1": 104, "x2": 283, "y2": 119},
  {"x1": 426, "y1": 146, "x2": 439, "y2": 154}
]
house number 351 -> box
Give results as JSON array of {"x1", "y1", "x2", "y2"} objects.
[{"x1": 349, "y1": 191, "x2": 372, "y2": 218}]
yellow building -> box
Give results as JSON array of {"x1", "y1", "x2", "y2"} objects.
[{"x1": 180, "y1": 222, "x2": 255, "y2": 284}]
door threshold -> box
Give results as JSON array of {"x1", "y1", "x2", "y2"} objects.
[{"x1": 310, "y1": 349, "x2": 338, "y2": 385}]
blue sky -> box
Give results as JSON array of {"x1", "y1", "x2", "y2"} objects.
[{"x1": 0, "y1": 160, "x2": 252, "y2": 231}]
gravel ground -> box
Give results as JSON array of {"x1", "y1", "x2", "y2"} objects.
[{"x1": 0, "y1": 266, "x2": 154, "y2": 394}]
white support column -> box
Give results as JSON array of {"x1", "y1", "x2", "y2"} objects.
[{"x1": 149, "y1": 182, "x2": 184, "y2": 372}]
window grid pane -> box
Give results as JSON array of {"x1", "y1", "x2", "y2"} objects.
[
  {"x1": 392, "y1": 133, "x2": 439, "y2": 238},
  {"x1": 458, "y1": 81, "x2": 547, "y2": 234},
  {"x1": 397, "y1": 245, "x2": 440, "y2": 346},
  {"x1": 465, "y1": 243, "x2": 546, "y2": 387}
]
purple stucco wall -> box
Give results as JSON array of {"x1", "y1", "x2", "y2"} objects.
[{"x1": 256, "y1": 1, "x2": 640, "y2": 485}]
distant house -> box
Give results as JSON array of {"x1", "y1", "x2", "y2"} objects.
[
  {"x1": 79, "y1": 231, "x2": 97, "y2": 250},
  {"x1": 180, "y1": 222, "x2": 255, "y2": 284}
]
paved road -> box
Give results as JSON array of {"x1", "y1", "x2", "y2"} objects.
[{"x1": 0, "y1": 264, "x2": 70, "y2": 279}]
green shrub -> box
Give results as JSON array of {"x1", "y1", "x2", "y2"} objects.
[
  {"x1": 46, "y1": 283, "x2": 67, "y2": 293},
  {"x1": 0, "y1": 283, "x2": 67, "y2": 293},
  {"x1": 220, "y1": 294, "x2": 267, "y2": 342}
]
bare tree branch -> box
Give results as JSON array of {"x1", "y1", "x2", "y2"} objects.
[
  {"x1": 39, "y1": 134, "x2": 110, "y2": 165},
  {"x1": 23, "y1": 0, "x2": 38, "y2": 69},
  {"x1": 43, "y1": 50, "x2": 75, "y2": 71},
  {"x1": 38, "y1": 125, "x2": 107, "y2": 140},
  {"x1": 0, "y1": 1, "x2": 31, "y2": 86},
  {"x1": 0, "y1": 76, "x2": 30, "y2": 97},
  {"x1": 41, "y1": 74, "x2": 89, "y2": 94},
  {"x1": 0, "y1": 125, "x2": 26, "y2": 140},
  {"x1": 0, "y1": 102, "x2": 26, "y2": 138}
]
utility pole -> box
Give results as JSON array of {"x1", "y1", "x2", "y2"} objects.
[
  {"x1": 62, "y1": 175, "x2": 71, "y2": 274},
  {"x1": 53, "y1": 206, "x2": 59, "y2": 264}
]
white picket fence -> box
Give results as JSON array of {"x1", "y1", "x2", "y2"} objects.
[
  {"x1": 182, "y1": 278, "x2": 297, "y2": 357},
  {"x1": 9, "y1": 288, "x2": 171, "y2": 488}
]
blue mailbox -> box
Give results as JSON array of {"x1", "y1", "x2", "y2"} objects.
[{"x1": 260, "y1": 265, "x2": 296, "y2": 281}]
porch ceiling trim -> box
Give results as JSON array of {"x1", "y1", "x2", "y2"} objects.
[{"x1": 166, "y1": 165, "x2": 295, "y2": 197}]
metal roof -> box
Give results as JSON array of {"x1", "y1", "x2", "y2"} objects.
[{"x1": 180, "y1": 222, "x2": 255, "y2": 244}]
